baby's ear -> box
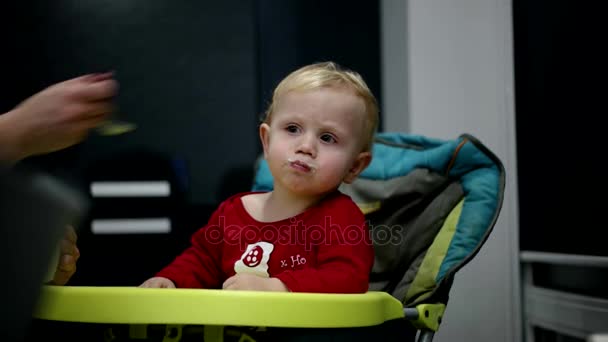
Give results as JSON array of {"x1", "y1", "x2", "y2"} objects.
[
  {"x1": 343, "y1": 152, "x2": 371, "y2": 184},
  {"x1": 259, "y1": 123, "x2": 271, "y2": 159}
]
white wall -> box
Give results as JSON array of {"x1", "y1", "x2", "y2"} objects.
[
  {"x1": 380, "y1": 0, "x2": 409, "y2": 132},
  {"x1": 381, "y1": 0, "x2": 521, "y2": 341}
]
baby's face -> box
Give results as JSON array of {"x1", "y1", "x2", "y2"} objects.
[{"x1": 260, "y1": 87, "x2": 369, "y2": 197}]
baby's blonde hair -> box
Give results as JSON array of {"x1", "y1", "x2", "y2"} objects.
[{"x1": 263, "y1": 62, "x2": 379, "y2": 152}]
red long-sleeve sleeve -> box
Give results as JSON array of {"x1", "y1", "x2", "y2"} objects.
[{"x1": 155, "y1": 203, "x2": 226, "y2": 289}]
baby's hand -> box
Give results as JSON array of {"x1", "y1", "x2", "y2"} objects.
[
  {"x1": 222, "y1": 274, "x2": 288, "y2": 292},
  {"x1": 50, "y1": 225, "x2": 80, "y2": 285},
  {"x1": 139, "y1": 277, "x2": 176, "y2": 288}
]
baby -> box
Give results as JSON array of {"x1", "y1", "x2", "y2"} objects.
[{"x1": 141, "y1": 61, "x2": 378, "y2": 293}]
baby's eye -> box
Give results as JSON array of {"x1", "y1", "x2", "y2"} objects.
[
  {"x1": 320, "y1": 133, "x2": 337, "y2": 144},
  {"x1": 285, "y1": 125, "x2": 300, "y2": 134}
]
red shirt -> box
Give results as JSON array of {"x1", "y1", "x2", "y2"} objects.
[{"x1": 156, "y1": 191, "x2": 374, "y2": 293}]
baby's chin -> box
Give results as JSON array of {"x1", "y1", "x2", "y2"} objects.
[{"x1": 282, "y1": 181, "x2": 339, "y2": 198}]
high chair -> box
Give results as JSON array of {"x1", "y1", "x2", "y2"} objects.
[{"x1": 32, "y1": 132, "x2": 505, "y2": 342}]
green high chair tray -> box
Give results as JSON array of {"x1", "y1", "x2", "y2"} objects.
[
  {"x1": 34, "y1": 286, "x2": 404, "y2": 328},
  {"x1": 33, "y1": 285, "x2": 433, "y2": 341}
]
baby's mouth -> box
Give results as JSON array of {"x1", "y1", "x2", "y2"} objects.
[{"x1": 287, "y1": 158, "x2": 317, "y2": 173}]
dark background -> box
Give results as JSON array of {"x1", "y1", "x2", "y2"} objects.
[
  {"x1": 513, "y1": 0, "x2": 606, "y2": 257},
  {"x1": 513, "y1": 4, "x2": 607, "y2": 341}
]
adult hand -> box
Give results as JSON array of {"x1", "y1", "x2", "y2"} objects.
[
  {"x1": 49, "y1": 225, "x2": 80, "y2": 286},
  {"x1": 222, "y1": 273, "x2": 288, "y2": 292},
  {"x1": 139, "y1": 277, "x2": 177, "y2": 288},
  {"x1": 0, "y1": 72, "x2": 118, "y2": 162}
]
